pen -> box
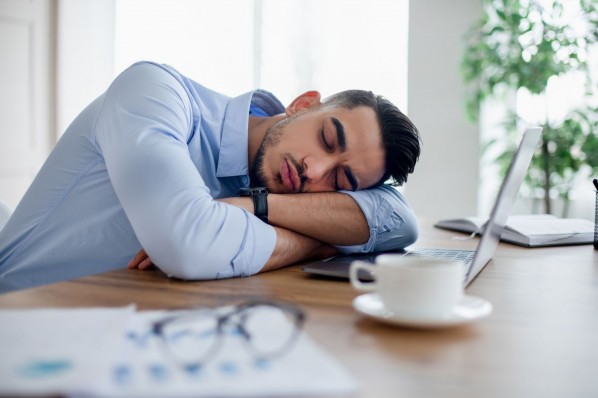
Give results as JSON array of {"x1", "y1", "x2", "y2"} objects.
[{"x1": 594, "y1": 179, "x2": 598, "y2": 191}]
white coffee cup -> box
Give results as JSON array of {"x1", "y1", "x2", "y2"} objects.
[{"x1": 350, "y1": 255, "x2": 464, "y2": 319}]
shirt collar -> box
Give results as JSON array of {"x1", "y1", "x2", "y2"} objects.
[
  {"x1": 216, "y1": 90, "x2": 285, "y2": 178},
  {"x1": 216, "y1": 91, "x2": 254, "y2": 178}
]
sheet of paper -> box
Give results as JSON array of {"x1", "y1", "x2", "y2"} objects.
[
  {"x1": 0, "y1": 306, "x2": 135, "y2": 396},
  {"x1": 0, "y1": 305, "x2": 357, "y2": 397},
  {"x1": 88, "y1": 309, "x2": 358, "y2": 397},
  {"x1": 506, "y1": 215, "x2": 593, "y2": 235}
]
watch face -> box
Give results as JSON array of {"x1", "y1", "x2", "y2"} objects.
[{"x1": 252, "y1": 187, "x2": 268, "y2": 195}]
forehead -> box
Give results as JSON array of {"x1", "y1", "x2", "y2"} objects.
[{"x1": 323, "y1": 105, "x2": 380, "y2": 140}]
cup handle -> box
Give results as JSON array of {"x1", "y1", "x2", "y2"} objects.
[{"x1": 349, "y1": 260, "x2": 377, "y2": 291}]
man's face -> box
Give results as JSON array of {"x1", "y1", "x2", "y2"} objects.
[{"x1": 251, "y1": 105, "x2": 385, "y2": 194}]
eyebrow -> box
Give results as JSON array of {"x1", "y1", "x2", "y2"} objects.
[{"x1": 330, "y1": 117, "x2": 359, "y2": 191}]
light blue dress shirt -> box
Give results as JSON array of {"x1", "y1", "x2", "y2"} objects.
[{"x1": 0, "y1": 61, "x2": 418, "y2": 293}]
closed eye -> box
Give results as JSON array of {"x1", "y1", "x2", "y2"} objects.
[
  {"x1": 333, "y1": 168, "x2": 351, "y2": 191},
  {"x1": 320, "y1": 128, "x2": 333, "y2": 152},
  {"x1": 333, "y1": 170, "x2": 341, "y2": 190},
  {"x1": 335, "y1": 166, "x2": 358, "y2": 191}
]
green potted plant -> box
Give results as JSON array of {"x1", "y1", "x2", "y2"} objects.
[{"x1": 461, "y1": 0, "x2": 598, "y2": 216}]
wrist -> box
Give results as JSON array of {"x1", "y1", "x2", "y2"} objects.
[{"x1": 238, "y1": 187, "x2": 268, "y2": 223}]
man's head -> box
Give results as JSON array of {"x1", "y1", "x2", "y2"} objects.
[{"x1": 250, "y1": 89, "x2": 420, "y2": 194}]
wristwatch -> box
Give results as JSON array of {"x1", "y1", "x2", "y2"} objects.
[{"x1": 238, "y1": 187, "x2": 268, "y2": 223}]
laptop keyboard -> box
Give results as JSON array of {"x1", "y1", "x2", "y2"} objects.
[{"x1": 407, "y1": 248, "x2": 475, "y2": 264}]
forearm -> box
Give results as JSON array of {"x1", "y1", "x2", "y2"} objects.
[
  {"x1": 260, "y1": 226, "x2": 338, "y2": 273},
  {"x1": 218, "y1": 193, "x2": 370, "y2": 246},
  {"x1": 267, "y1": 192, "x2": 369, "y2": 245}
]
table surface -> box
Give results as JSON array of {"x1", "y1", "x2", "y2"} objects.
[{"x1": 1, "y1": 220, "x2": 597, "y2": 398}]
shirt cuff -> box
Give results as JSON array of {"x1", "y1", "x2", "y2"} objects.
[
  {"x1": 226, "y1": 211, "x2": 277, "y2": 278},
  {"x1": 335, "y1": 185, "x2": 419, "y2": 254}
]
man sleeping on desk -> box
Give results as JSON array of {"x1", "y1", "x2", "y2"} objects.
[{"x1": 0, "y1": 61, "x2": 420, "y2": 294}]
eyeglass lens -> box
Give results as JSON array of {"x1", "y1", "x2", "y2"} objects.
[
  {"x1": 239, "y1": 304, "x2": 300, "y2": 357},
  {"x1": 159, "y1": 303, "x2": 301, "y2": 367},
  {"x1": 160, "y1": 313, "x2": 221, "y2": 364}
]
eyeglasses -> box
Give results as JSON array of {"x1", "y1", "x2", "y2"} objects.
[{"x1": 151, "y1": 300, "x2": 305, "y2": 371}]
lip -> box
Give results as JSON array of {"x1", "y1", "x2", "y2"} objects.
[{"x1": 280, "y1": 159, "x2": 299, "y2": 192}]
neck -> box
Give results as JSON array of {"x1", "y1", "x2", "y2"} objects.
[{"x1": 247, "y1": 114, "x2": 286, "y2": 170}]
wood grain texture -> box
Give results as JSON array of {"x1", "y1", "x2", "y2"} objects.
[{"x1": 1, "y1": 220, "x2": 597, "y2": 398}]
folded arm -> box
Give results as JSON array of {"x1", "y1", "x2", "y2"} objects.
[
  {"x1": 219, "y1": 184, "x2": 420, "y2": 254},
  {"x1": 219, "y1": 192, "x2": 370, "y2": 245},
  {"x1": 260, "y1": 227, "x2": 339, "y2": 272},
  {"x1": 128, "y1": 182, "x2": 418, "y2": 274},
  {"x1": 129, "y1": 226, "x2": 339, "y2": 273}
]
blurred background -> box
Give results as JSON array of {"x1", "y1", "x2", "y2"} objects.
[{"x1": 0, "y1": 0, "x2": 595, "y2": 222}]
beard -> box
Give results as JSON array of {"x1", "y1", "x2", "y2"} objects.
[{"x1": 250, "y1": 115, "x2": 292, "y2": 190}]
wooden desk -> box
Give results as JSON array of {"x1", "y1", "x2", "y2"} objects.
[{"x1": 1, "y1": 220, "x2": 597, "y2": 398}]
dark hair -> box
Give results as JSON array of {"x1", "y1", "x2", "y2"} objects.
[{"x1": 322, "y1": 90, "x2": 421, "y2": 187}]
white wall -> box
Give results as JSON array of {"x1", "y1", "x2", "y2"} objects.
[
  {"x1": 0, "y1": 0, "x2": 54, "y2": 209},
  {"x1": 56, "y1": 0, "x2": 115, "y2": 135},
  {"x1": 406, "y1": 0, "x2": 482, "y2": 219},
  {"x1": 113, "y1": 0, "x2": 408, "y2": 110},
  {"x1": 0, "y1": 0, "x2": 115, "y2": 208},
  {"x1": 2, "y1": 0, "x2": 483, "y2": 220}
]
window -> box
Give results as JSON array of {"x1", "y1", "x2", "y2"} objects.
[{"x1": 114, "y1": 0, "x2": 408, "y2": 109}]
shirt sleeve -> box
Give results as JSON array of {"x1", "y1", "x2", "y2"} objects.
[
  {"x1": 335, "y1": 185, "x2": 419, "y2": 253},
  {"x1": 94, "y1": 62, "x2": 276, "y2": 280}
]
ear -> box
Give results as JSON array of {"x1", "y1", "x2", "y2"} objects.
[{"x1": 286, "y1": 91, "x2": 321, "y2": 116}]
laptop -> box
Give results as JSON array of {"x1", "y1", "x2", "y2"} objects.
[{"x1": 302, "y1": 127, "x2": 543, "y2": 287}]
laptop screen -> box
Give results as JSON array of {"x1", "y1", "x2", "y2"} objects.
[{"x1": 464, "y1": 127, "x2": 542, "y2": 285}]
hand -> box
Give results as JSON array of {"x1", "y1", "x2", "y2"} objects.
[{"x1": 128, "y1": 248, "x2": 154, "y2": 270}]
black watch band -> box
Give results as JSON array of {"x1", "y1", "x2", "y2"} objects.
[{"x1": 238, "y1": 187, "x2": 268, "y2": 223}]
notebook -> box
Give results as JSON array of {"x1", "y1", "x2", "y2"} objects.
[
  {"x1": 302, "y1": 127, "x2": 543, "y2": 287},
  {"x1": 435, "y1": 214, "x2": 594, "y2": 247}
]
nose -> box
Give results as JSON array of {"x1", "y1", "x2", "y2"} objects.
[{"x1": 303, "y1": 155, "x2": 335, "y2": 190}]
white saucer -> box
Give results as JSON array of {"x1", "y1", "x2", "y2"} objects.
[{"x1": 353, "y1": 293, "x2": 492, "y2": 329}]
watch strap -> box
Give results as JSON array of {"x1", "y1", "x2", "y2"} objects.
[
  {"x1": 238, "y1": 187, "x2": 268, "y2": 223},
  {"x1": 252, "y1": 191, "x2": 268, "y2": 223}
]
